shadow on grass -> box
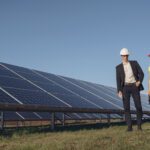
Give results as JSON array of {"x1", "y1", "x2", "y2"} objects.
[
  {"x1": 1, "y1": 119, "x2": 150, "y2": 137},
  {"x1": 56, "y1": 121, "x2": 127, "y2": 131},
  {"x1": 0, "y1": 121, "x2": 127, "y2": 137}
]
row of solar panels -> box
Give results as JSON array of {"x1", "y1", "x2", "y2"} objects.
[{"x1": 0, "y1": 62, "x2": 150, "y2": 121}]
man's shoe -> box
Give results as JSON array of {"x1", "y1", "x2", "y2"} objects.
[
  {"x1": 127, "y1": 128, "x2": 133, "y2": 132},
  {"x1": 137, "y1": 126, "x2": 142, "y2": 131}
]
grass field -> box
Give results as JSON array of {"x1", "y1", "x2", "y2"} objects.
[{"x1": 0, "y1": 122, "x2": 150, "y2": 150}]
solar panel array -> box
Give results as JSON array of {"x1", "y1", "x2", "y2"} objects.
[{"x1": 0, "y1": 62, "x2": 150, "y2": 121}]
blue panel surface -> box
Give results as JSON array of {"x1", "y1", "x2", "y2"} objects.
[
  {"x1": 1, "y1": 62, "x2": 149, "y2": 121},
  {"x1": 4, "y1": 87, "x2": 67, "y2": 107},
  {"x1": 0, "y1": 89, "x2": 18, "y2": 104}
]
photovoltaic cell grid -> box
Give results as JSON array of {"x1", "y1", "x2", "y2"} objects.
[{"x1": 0, "y1": 62, "x2": 150, "y2": 121}]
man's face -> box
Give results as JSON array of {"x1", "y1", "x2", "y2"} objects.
[{"x1": 121, "y1": 55, "x2": 129, "y2": 62}]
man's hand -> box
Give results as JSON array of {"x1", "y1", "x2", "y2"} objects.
[
  {"x1": 135, "y1": 81, "x2": 140, "y2": 87},
  {"x1": 118, "y1": 91, "x2": 123, "y2": 99}
]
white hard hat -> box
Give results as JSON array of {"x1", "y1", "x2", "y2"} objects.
[{"x1": 120, "y1": 48, "x2": 129, "y2": 55}]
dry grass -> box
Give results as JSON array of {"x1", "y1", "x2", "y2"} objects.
[{"x1": 0, "y1": 123, "x2": 150, "y2": 150}]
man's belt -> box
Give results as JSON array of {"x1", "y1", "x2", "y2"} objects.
[{"x1": 125, "y1": 82, "x2": 136, "y2": 86}]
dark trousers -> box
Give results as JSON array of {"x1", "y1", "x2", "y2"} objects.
[{"x1": 122, "y1": 84, "x2": 143, "y2": 129}]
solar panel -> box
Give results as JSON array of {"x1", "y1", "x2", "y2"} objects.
[
  {"x1": 16, "y1": 71, "x2": 101, "y2": 109},
  {"x1": 0, "y1": 62, "x2": 150, "y2": 122},
  {"x1": 13, "y1": 65, "x2": 113, "y2": 120},
  {"x1": 0, "y1": 65, "x2": 19, "y2": 78},
  {"x1": 0, "y1": 89, "x2": 18, "y2": 104},
  {"x1": 33, "y1": 72, "x2": 123, "y2": 118},
  {"x1": 36, "y1": 71, "x2": 117, "y2": 109},
  {"x1": 61, "y1": 77, "x2": 124, "y2": 109},
  {"x1": 4, "y1": 112, "x2": 23, "y2": 121}
]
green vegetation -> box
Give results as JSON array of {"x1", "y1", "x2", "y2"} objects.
[{"x1": 0, "y1": 123, "x2": 150, "y2": 150}]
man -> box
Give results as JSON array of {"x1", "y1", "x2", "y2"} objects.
[{"x1": 116, "y1": 48, "x2": 144, "y2": 131}]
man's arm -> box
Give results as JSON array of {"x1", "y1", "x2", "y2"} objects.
[
  {"x1": 135, "y1": 61, "x2": 144, "y2": 83},
  {"x1": 116, "y1": 66, "x2": 123, "y2": 98},
  {"x1": 116, "y1": 66, "x2": 122, "y2": 92}
]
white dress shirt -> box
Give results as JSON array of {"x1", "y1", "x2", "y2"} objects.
[{"x1": 123, "y1": 62, "x2": 136, "y2": 83}]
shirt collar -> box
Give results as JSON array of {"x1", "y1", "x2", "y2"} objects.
[{"x1": 122, "y1": 61, "x2": 129, "y2": 65}]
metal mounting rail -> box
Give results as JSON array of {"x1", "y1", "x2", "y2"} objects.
[
  {"x1": 0, "y1": 103, "x2": 150, "y2": 130},
  {"x1": 0, "y1": 103, "x2": 129, "y2": 114}
]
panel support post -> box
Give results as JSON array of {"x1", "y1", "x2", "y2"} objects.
[
  {"x1": 51, "y1": 112, "x2": 55, "y2": 131},
  {"x1": 107, "y1": 114, "x2": 110, "y2": 124},
  {"x1": 0, "y1": 111, "x2": 4, "y2": 130},
  {"x1": 62, "y1": 113, "x2": 65, "y2": 126},
  {"x1": 120, "y1": 114, "x2": 125, "y2": 121},
  {"x1": 99, "y1": 116, "x2": 102, "y2": 123}
]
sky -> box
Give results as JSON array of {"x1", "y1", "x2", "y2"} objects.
[{"x1": 0, "y1": 0, "x2": 150, "y2": 93}]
